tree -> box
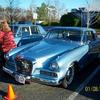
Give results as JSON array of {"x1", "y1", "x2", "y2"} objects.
[
  {"x1": 45, "y1": 0, "x2": 66, "y2": 22},
  {"x1": 30, "y1": 0, "x2": 37, "y2": 22},
  {"x1": 0, "y1": 6, "x2": 5, "y2": 18},
  {"x1": 53, "y1": 0, "x2": 66, "y2": 21},
  {"x1": 36, "y1": 3, "x2": 48, "y2": 21},
  {"x1": 72, "y1": 0, "x2": 100, "y2": 28},
  {"x1": 85, "y1": 0, "x2": 100, "y2": 28},
  {"x1": 25, "y1": 8, "x2": 33, "y2": 21},
  {"x1": 4, "y1": 0, "x2": 21, "y2": 24},
  {"x1": 60, "y1": 13, "x2": 80, "y2": 26}
]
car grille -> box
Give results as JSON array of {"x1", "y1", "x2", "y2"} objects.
[
  {"x1": 16, "y1": 58, "x2": 32, "y2": 76},
  {"x1": 40, "y1": 70, "x2": 57, "y2": 77},
  {"x1": 5, "y1": 61, "x2": 16, "y2": 71}
]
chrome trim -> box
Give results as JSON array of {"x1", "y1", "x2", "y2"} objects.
[
  {"x1": 3, "y1": 67, "x2": 61, "y2": 85},
  {"x1": 3, "y1": 67, "x2": 13, "y2": 75},
  {"x1": 31, "y1": 74, "x2": 61, "y2": 85}
]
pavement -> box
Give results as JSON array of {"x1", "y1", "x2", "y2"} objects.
[{"x1": 0, "y1": 58, "x2": 100, "y2": 100}]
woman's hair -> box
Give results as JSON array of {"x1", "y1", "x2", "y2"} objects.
[{"x1": 0, "y1": 19, "x2": 11, "y2": 33}]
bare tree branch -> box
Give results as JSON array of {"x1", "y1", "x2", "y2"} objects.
[
  {"x1": 72, "y1": 0, "x2": 100, "y2": 28},
  {"x1": 4, "y1": 0, "x2": 21, "y2": 24}
]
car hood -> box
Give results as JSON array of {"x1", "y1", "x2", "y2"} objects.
[{"x1": 18, "y1": 39, "x2": 81, "y2": 62}]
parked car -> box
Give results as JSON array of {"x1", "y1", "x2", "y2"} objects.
[
  {"x1": 10, "y1": 24, "x2": 47, "y2": 45},
  {"x1": 3, "y1": 27, "x2": 100, "y2": 88}
]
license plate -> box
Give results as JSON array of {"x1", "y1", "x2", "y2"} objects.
[{"x1": 15, "y1": 74, "x2": 26, "y2": 84}]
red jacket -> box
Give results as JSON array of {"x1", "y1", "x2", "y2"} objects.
[{"x1": 0, "y1": 31, "x2": 17, "y2": 53}]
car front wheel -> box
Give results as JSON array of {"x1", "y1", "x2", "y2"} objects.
[{"x1": 62, "y1": 64, "x2": 75, "y2": 88}]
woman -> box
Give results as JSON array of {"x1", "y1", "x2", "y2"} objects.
[{"x1": 0, "y1": 19, "x2": 17, "y2": 68}]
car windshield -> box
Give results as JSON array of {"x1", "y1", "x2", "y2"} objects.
[{"x1": 46, "y1": 28, "x2": 82, "y2": 41}]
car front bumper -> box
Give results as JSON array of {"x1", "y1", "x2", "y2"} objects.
[
  {"x1": 31, "y1": 74, "x2": 61, "y2": 86},
  {"x1": 3, "y1": 67, "x2": 62, "y2": 86},
  {"x1": 3, "y1": 67, "x2": 31, "y2": 84}
]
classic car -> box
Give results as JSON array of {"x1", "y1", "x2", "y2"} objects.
[
  {"x1": 3, "y1": 27, "x2": 100, "y2": 88},
  {"x1": 10, "y1": 24, "x2": 47, "y2": 45}
]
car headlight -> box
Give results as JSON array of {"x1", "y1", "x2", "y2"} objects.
[{"x1": 50, "y1": 62, "x2": 59, "y2": 71}]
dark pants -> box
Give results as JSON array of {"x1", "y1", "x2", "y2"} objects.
[{"x1": 0, "y1": 51, "x2": 5, "y2": 69}]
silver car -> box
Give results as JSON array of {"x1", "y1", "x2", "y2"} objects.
[{"x1": 3, "y1": 27, "x2": 100, "y2": 88}]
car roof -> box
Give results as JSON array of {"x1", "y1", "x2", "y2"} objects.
[
  {"x1": 10, "y1": 24, "x2": 40, "y2": 27},
  {"x1": 50, "y1": 26, "x2": 95, "y2": 32}
]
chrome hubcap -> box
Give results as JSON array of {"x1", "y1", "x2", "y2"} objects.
[{"x1": 66, "y1": 66, "x2": 74, "y2": 85}]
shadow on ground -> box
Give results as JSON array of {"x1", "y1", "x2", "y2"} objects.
[
  {"x1": 0, "y1": 70, "x2": 22, "y2": 85},
  {"x1": 66, "y1": 58, "x2": 100, "y2": 100},
  {"x1": 0, "y1": 90, "x2": 6, "y2": 98}
]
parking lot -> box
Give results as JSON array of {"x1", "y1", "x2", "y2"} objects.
[
  {"x1": 0, "y1": 58, "x2": 100, "y2": 100},
  {"x1": 0, "y1": 0, "x2": 100, "y2": 99}
]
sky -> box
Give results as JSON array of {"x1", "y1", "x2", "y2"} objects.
[{"x1": 0, "y1": 0, "x2": 100, "y2": 11}]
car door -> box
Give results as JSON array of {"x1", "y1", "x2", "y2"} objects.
[
  {"x1": 79, "y1": 30, "x2": 98, "y2": 68},
  {"x1": 86, "y1": 31, "x2": 99, "y2": 62}
]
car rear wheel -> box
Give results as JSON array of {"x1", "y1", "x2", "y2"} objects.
[{"x1": 62, "y1": 64, "x2": 75, "y2": 88}]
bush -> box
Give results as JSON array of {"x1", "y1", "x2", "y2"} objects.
[
  {"x1": 41, "y1": 21, "x2": 49, "y2": 26},
  {"x1": 50, "y1": 22, "x2": 60, "y2": 26},
  {"x1": 91, "y1": 22, "x2": 100, "y2": 28},
  {"x1": 60, "y1": 13, "x2": 80, "y2": 26}
]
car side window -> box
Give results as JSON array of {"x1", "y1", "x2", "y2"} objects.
[
  {"x1": 62, "y1": 30, "x2": 81, "y2": 41},
  {"x1": 31, "y1": 26, "x2": 39, "y2": 34},
  {"x1": 86, "y1": 31, "x2": 95, "y2": 41},
  {"x1": 20, "y1": 27, "x2": 30, "y2": 37},
  {"x1": 22, "y1": 27, "x2": 30, "y2": 33}
]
